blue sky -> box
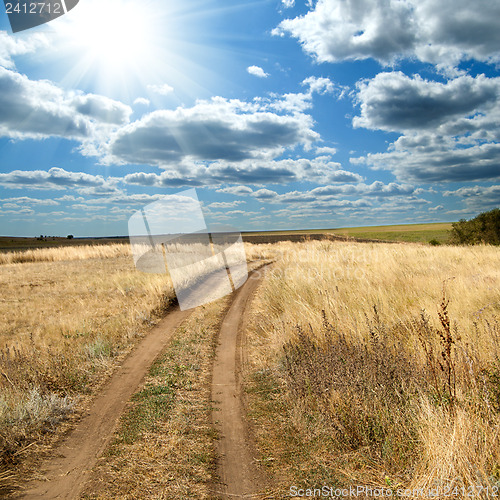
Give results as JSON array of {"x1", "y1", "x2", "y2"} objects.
[{"x1": 0, "y1": 0, "x2": 499, "y2": 237}]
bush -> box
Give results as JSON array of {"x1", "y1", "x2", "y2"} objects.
[{"x1": 450, "y1": 208, "x2": 500, "y2": 245}]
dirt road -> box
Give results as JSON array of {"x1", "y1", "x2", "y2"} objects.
[
  {"x1": 211, "y1": 266, "x2": 270, "y2": 499},
  {"x1": 18, "y1": 265, "x2": 270, "y2": 499},
  {"x1": 19, "y1": 307, "x2": 191, "y2": 499}
]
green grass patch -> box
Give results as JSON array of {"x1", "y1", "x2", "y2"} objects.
[
  {"x1": 118, "y1": 384, "x2": 175, "y2": 445},
  {"x1": 330, "y1": 223, "x2": 452, "y2": 243},
  {"x1": 243, "y1": 223, "x2": 453, "y2": 244}
]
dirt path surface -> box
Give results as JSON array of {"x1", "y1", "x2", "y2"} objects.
[
  {"x1": 212, "y1": 266, "x2": 270, "y2": 499},
  {"x1": 18, "y1": 307, "x2": 191, "y2": 499}
]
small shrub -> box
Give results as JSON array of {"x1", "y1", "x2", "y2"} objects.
[{"x1": 0, "y1": 388, "x2": 73, "y2": 464}]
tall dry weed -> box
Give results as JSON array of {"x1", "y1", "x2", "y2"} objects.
[{"x1": 0, "y1": 243, "x2": 131, "y2": 265}]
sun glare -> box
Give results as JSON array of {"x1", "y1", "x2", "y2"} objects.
[{"x1": 56, "y1": 0, "x2": 163, "y2": 89}]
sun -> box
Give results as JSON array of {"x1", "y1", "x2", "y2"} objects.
[
  {"x1": 75, "y1": 2, "x2": 152, "y2": 68},
  {"x1": 54, "y1": 0, "x2": 164, "y2": 90}
]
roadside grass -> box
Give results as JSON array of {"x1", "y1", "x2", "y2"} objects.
[
  {"x1": 0, "y1": 243, "x2": 131, "y2": 265},
  {"x1": 0, "y1": 252, "x2": 175, "y2": 489},
  {"x1": 80, "y1": 296, "x2": 228, "y2": 499},
  {"x1": 0, "y1": 242, "x2": 276, "y2": 492},
  {"x1": 244, "y1": 240, "x2": 500, "y2": 497}
]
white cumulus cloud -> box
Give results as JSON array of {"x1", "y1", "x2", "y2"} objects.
[
  {"x1": 275, "y1": 0, "x2": 500, "y2": 68},
  {"x1": 247, "y1": 65, "x2": 269, "y2": 78},
  {"x1": 147, "y1": 83, "x2": 174, "y2": 95}
]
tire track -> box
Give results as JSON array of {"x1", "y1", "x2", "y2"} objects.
[
  {"x1": 18, "y1": 264, "x2": 271, "y2": 499},
  {"x1": 211, "y1": 265, "x2": 271, "y2": 499},
  {"x1": 18, "y1": 307, "x2": 192, "y2": 499}
]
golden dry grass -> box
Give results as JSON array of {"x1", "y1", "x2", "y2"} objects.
[
  {"x1": 0, "y1": 250, "x2": 175, "y2": 485},
  {"x1": 0, "y1": 243, "x2": 131, "y2": 265},
  {"x1": 245, "y1": 240, "x2": 500, "y2": 497}
]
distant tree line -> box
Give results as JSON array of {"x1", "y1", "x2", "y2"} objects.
[{"x1": 450, "y1": 208, "x2": 500, "y2": 245}]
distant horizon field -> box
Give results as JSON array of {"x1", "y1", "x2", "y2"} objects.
[
  {"x1": 0, "y1": 222, "x2": 454, "y2": 250},
  {"x1": 242, "y1": 222, "x2": 454, "y2": 243}
]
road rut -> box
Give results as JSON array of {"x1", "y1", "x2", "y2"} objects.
[
  {"x1": 212, "y1": 266, "x2": 270, "y2": 499},
  {"x1": 19, "y1": 307, "x2": 191, "y2": 499}
]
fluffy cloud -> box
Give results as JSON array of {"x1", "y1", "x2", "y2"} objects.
[
  {"x1": 302, "y1": 76, "x2": 341, "y2": 95},
  {"x1": 234, "y1": 183, "x2": 424, "y2": 217},
  {"x1": 354, "y1": 72, "x2": 500, "y2": 132},
  {"x1": 134, "y1": 97, "x2": 150, "y2": 107},
  {"x1": 0, "y1": 67, "x2": 89, "y2": 139},
  {"x1": 207, "y1": 201, "x2": 245, "y2": 209},
  {"x1": 147, "y1": 84, "x2": 174, "y2": 95},
  {"x1": 216, "y1": 186, "x2": 254, "y2": 195},
  {"x1": 0, "y1": 67, "x2": 131, "y2": 140},
  {"x1": 444, "y1": 185, "x2": 500, "y2": 211},
  {"x1": 275, "y1": 0, "x2": 500, "y2": 67},
  {"x1": 315, "y1": 146, "x2": 337, "y2": 156},
  {"x1": 247, "y1": 66, "x2": 269, "y2": 78},
  {"x1": 412, "y1": 0, "x2": 500, "y2": 66},
  {"x1": 353, "y1": 135, "x2": 500, "y2": 183},
  {"x1": 91, "y1": 193, "x2": 196, "y2": 206},
  {"x1": 123, "y1": 157, "x2": 362, "y2": 187},
  {"x1": 352, "y1": 72, "x2": 500, "y2": 183},
  {"x1": 0, "y1": 31, "x2": 48, "y2": 69},
  {"x1": 72, "y1": 94, "x2": 131, "y2": 124},
  {"x1": 1, "y1": 196, "x2": 59, "y2": 206},
  {"x1": 275, "y1": 0, "x2": 416, "y2": 64},
  {"x1": 311, "y1": 181, "x2": 415, "y2": 198},
  {"x1": 254, "y1": 76, "x2": 346, "y2": 115},
  {"x1": 211, "y1": 181, "x2": 415, "y2": 205},
  {"x1": 0, "y1": 168, "x2": 117, "y2": 192},
  {"x1": 107, "y1": 97, "x2": 319, "y2": 166}
]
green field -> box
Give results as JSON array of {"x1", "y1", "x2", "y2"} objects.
[
  {"x1": 330, "y1": 222, "x2": 453, "y2": 243},
  {"x1": 243, "y1": 222, "x2": 453, "y2": 244}
]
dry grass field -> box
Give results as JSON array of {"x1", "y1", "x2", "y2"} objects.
[
  {"x1": 2, "y1": 237, "x2": 499, "y2": 498},
  {"x1": 0, "y1": 244, "x2": 176, "y2": 483},
  {"x1": 245, "y1": 240, "x2": 500, "y2": 496},
  {"x1": 0, "y1": 241, "x2": 274, "y2": 490}
]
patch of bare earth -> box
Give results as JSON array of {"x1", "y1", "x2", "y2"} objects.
[{"x1": 211, "y1": 266, "x2": 272, "y2": 499}]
